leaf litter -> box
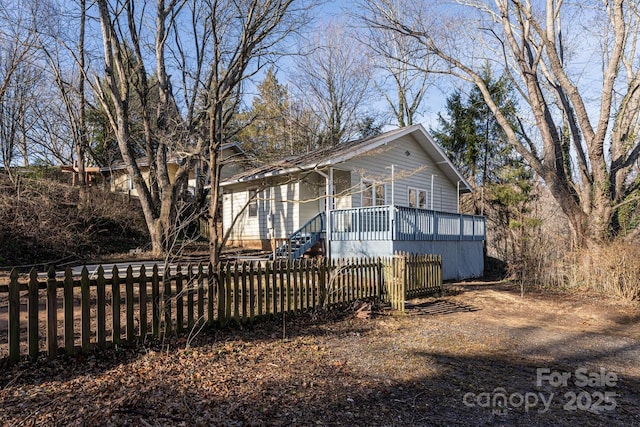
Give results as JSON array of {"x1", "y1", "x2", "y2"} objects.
[{"x1": 1, "y1": 283, "x2": 639, "y2": 426}]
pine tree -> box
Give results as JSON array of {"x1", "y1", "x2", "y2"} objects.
[
  {"x1": 237, "y1": 68, "x2": 292, "y2": 159},
  {"x1": 431, "y1": 66, "x2": 521, "y2": 215}
]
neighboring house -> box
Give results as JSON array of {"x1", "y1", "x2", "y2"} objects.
[
  {"x1": 101, "y1": 142, "x2": 248, "y2": 196},
  {"x1": 221, "y1": 124, "x2": 485, "y2": 280}
]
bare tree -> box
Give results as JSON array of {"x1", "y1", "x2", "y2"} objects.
[
  {"x1": 93, "y1": 0, "x2": 313, "y2": 261},
  {"x1": 360, "y1": 0, "x2": 640, "y2": 245},
  {"x1": 292, "y1": 20, "x2": 373, "y2": 147},
  {"x1": 356, "y1": 7, "x2": 431, "y2": 127},
  {"x1": 0, "y1": 0, "x2": 40, "y2": 177},
  {"x1": 94, "y1": 0, "x2": 195, "y2": 255},
  {"x1": 200, "y1": 0, "x2": 314, "y2": 264}
]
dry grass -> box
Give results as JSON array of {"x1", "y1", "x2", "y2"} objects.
[
  {"x1": 555, "y1": 242, "x2": 640, "y2": 302},
  {"x1": 0, "y1": 170, "x2": 148, "y2": 267}
]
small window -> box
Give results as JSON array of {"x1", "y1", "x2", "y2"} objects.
[
  {"x1": 408, "y1": 187, "x2": 428, "y2": 209},
  {"x1": 362, "y1": 180, "x2": 386, "y2": 207},
  {"x1": 248, "y1": 188, "x2": 258, "y2": 217}
]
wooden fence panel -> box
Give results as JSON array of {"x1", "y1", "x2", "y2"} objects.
[
  {"x1": 63, "y1": 268, "x2": 74, "y2": 354},
  {"x1": 97, "y1": 266, "x2": 106, "y2": 348},
  {"x1": 112, "y1": 266, "x2": 121, "y2": 345},
  {"x1": 151, "y1": 265, "x2": 160, "y2": 337},
  {"x1": 8, "y1": 270, "x2": 19, "y2": 364},
  {"x1": 81, "y1": 268, "x2": 91, "y2": 353},
  {"x1": 197, "y1": 264, "x2": 205, "y2": 326},
  {"x1": 163, "y1": 269, "x2": 172, "y2": 336},
  {"x1": 126, "y1": 266, "x2": 135, "y2": 341},
  {"x1": 187, "y1": 265, "x2": 195, "y2": 330},
  {"x1": 175, "y1": 264, "x2": 184, "y2": 333},
  {"x1": 46, "y1": 267, "x2": 57, "y2": 359},
  {"x1": 139, "y1": 266, "x2": 148, "y2": 339},
  {"x1": 2, "y1": 254, "x2": 442, "y2": 364}
]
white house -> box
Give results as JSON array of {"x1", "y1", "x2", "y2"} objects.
[{"x1": 220, "y1": 125, "x2": 485, "y2": 280}]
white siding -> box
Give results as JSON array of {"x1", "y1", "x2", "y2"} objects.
[
  {"x1": 343, "y1": 135, "x2": 459, "y2": 212},
  {"x1": 299, "y1": 173, "x2": 324, "y2": 225},
  {"x1": 223, "y1": 178, "x2": 300, "y2": 241},
  {"x1": 333, "y1": 169, "x2": 352, "y2": 209}
]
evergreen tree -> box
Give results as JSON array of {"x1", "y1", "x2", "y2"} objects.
[
  {"x1": 432, "y1": 67, "x2": 542, "y2": 277},
  {"x1": 237, "y1": 68, "x2": 292, "y2": 159},
  {"x1": 431, "y1": 66, "x2": 522, "y2": 215}
]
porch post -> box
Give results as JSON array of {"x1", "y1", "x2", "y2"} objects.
[
  {"x1": 314, "y1": 167, "x2": 332, "y2": 259},
  {"x1": 325, "y1": 167, "x2": 333, "y2": 259},
  {"x1": 430, "y1": 174, "x2": 436, "y2": 210},
  {"x1": 326, "y1": 168, "x2": 334, "y2": 259}
]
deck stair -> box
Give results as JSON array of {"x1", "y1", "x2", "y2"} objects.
[{"x1": 271, "y1": 212, "x2": 325, "y2": 259}]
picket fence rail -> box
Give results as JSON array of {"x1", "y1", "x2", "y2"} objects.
[{"x1": 0, "y1": 254, "x2": 441, "y2": 364}]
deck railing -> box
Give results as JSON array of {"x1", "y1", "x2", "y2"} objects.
[{"x1": 329, "y1": 205, "x2": 485, "y2": 241}]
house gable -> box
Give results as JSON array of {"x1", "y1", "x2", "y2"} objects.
[{"x1": 342, "y1": 132, "x2": 461, "y2": 212}]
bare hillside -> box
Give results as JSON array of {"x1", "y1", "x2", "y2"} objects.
[{"x1": 0, "y1": 169, "x2": 149, "y2": 268}]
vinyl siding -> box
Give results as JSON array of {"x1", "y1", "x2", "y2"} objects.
[
  {"x1": 343, "y1": 134, "x2": 459, "y2": 212},
  {"x1": 299, "y1": 172, "x2": 324, "y2": 224},
  {"x1": 223, "y1": 178, "x2": 300, "y2": 241}
]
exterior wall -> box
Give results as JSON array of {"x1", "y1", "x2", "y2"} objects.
[
  {"x1": 330, "y1": 239, "x2": 484, "y2": 281},
  {"x1": 393, "y1": 240, "x2": 484, "y2": 280},
  {"x1": 220, "y1": 147, "x2": 249, "y2": 180},
  {"x1": 333, "y1": 169, "x2": 352, "y2": 209},
  {"x1": 109, "y1": 168, "x2": 152, "y2": 196},
  {"x1": 344, "y1": 135, "x2": 459, "y2": 212},
  {"x1": 110, "y1": 170, "x2": 132, "y2": 193},
  {"x1": 299, "y1": 172, "x2": 324, "y2": 225},
  {"x1": 223, "y1": 177, "x2": 300, "y2": 244},
  {"x1": 107, "y1": 145, "x2": 243, "y2": 196}
]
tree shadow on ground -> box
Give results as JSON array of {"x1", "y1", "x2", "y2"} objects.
[
  {"x1": 3, "y1": 339, "x2": 637, "y2": 426},
  {"x1": 2, "y1": 291, "x2": 639, "y2": 426}
]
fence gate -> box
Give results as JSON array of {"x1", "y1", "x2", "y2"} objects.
[
  {"x1": 384, "y1": 253, "x2": 443, "y2": 313},
  {"x1": 387, "y1": 255, "x2": 407, "y2": 312}
]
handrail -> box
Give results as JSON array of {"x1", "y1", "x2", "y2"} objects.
[{"x1": 272, "y1": 212, "x2": 326, "y2": 259}]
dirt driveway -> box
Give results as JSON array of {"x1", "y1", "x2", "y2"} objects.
[{"x1": 1, "y1": 281, "x2": 639, "y2": 426}]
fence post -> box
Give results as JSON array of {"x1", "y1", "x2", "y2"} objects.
[
  {"x1": 28, "y1": 269, "x2": 39, "y2": 360},
  {"x1": 8, "y1": 270, "x2": 20, "y2": 364},
  {"x1": 391, "y1": 254, "x2": 406, "y2": 313},
  {"x1": 46, "y1": 266, "x2": 57, "y2": 359}
]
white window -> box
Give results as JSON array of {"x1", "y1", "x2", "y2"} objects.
[
  {"x1": 362, "y1": 180, "x2": 386, "y2": 207},
  {"x1": 408, "y1": 187, "x2": 428, "y2": 209}
]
